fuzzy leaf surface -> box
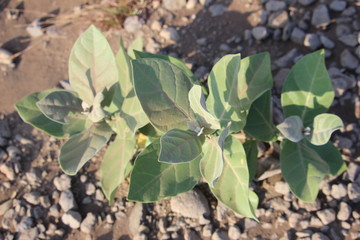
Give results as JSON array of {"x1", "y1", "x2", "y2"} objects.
[
  {"x1": 280, "y1": 139, "x2": 330, "y2": 202},
  {"x1": 211, "y1": 136, "x2": 257, "y2": 219},
  {"x1": 308, "y1": 113, "x2": 343, "y2": 146},
  {"x1": 128, "y1": 140, "x2": 201, "y2": 202},
  {"x1": 15, "y1": 90, "x2": 88, "y2": 138},
  {"x1": 59, "y1": 122, "x2": 113, "y2": 175},
  {"x1": 244, "y1": 90, "x2": 276, "y2": 141},
  {"x1": 159, "y1": 129, "x2": 204, "y2": 164},
  {"x1": 100, "y1": 132, "x2": 136, "y2": 203},
  {"x1": 69, "y1": 25, "x2": 118, "y2": 105},
  {"x1": 133, "y1": 58, "x2": 195, "y2": 132},
  {"x1": 277, "y1": 116, "x2": 304, "y2": 143},
  {"x1": 36, "y1": 91, "x2": 83, "y2": 124},
  {"x1": 200, "y1": 126, "x2": 230, "y2": 187},
  {"x1": 281, "y1": 50, "x2": 334, "y2": 125}
]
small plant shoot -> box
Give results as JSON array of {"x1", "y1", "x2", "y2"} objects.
[{"x1": 15, "y1": 25, "x2": 346, "y2": 219}]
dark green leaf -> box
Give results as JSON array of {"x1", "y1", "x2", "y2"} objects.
[{"x1": 243, "y1": 140, "x2": 258, "y2": 182}]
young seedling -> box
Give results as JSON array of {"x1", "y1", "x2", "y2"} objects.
[{"x1": 16, "y1": 26, "x2": 345, "y2": 220}]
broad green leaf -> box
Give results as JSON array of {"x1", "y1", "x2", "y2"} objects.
[
  {"x1": 100, "y1": 132, "x2": 136, "y2": 203},
  {"x1": 36, "y1": 91, "x2": 83, "y2": 124},
  {"x1": 307, "y1": 141, "x2": 346, "y2": 176},
  {"x1": 243, "y1": 140, "x2": 258, "y2": 182},
  {"x1": 116, "y1": 38, "x2": 133, "y2": 97},
  {"x1": 15, "y1": 89, "x2": 88, "y2": 138},
  {"x1": 69, "y1": 25, "x2": 119, "y2": 105},
  {"x1": 128, "y1": 140, "x2": 201, "y2": 202},
  {"x1": 237, "y1": 52, "x2": 273, "y2": 110},
  {"x1": 206, "y1": 54, "x2": 246, "y2": 132},
  {"x1": 59, "y1": 122, "x2": 113, "y2": 175},
  {"x1": 133, "y1": 58, "x2": 196, "y2": 132},
  {"x1": 281, "y1": 50, "x2": 335, "y2": 125},
  {"x1": 244, "y1": 91, "x2": 277, "y2": 141},
  {"x1": 106, "y1": 84, "x2": 149, "y2": 134},
  {"x1": 127, "y1": 37, "x2": 143, "y2": 59},
  {"x1": 134, "y1": 51, "x2": 198, "y2": 84},
  {"x1": 277, "y1": 116, "x2": 304, "y2": 143},
  {"x1": 308, "y1": 113, "x2": 343, "y2": 146},
  {"x1": 159, "y1": 129, "x2": 204, "y2": 164},
  {"x1": 211, "y1": 136, "x2": 257, "y2": 219},
  {"x1": 138, "y1": 123, "x2": 162, "y2": 137},
  {"x1": 280, "y1": 140, "x2": 330, "y2": 202},
  {"x1": 188, "y1": 85, "x2": 220, "y2": 134},
  {"x1": 200, "y1": 126, "x2": 230, "y2": 187}
]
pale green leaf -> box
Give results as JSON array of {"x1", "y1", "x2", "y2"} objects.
[
  {"x1": 159, "y1": 129, "x2": 204, "y2": 164},
  {"x1": 277, "y1": 116, "x2": 304, "y2": 143},
  {"x1": 244, "y1": 90, "x2": 277, "y2": 141},
  {"x1": 133, "y1": 58, "x2": 196, "y2": 132},
  {"x1": 188, "y1": 85, "x2": 220, "y2": 134},
  {"x1": 127, "y1": 37, "x2": 143, "y2": 59},
  {"x1": 237, "y1": 52, "x2": 273, "y2": 110},
  {"x1": 211, "y1": 136, "x2": 257, "y2": 219},
  {"x1": 69, "y1": 25, "x2": 119, "y2": 105},
  {"x1": 59, "y1": 122, "x2": 113, "y2": 175},
  {"x1": 128, "y1": 140, "x2": 201, "y2": 202},
  {"x1": 280, "y1": 139, "x2": 330, "y2": 202},
  {"x1": 243, "y1": 140, "x2": 258, "y2": 182},
  {"x1": 281, "y1": 50, "x2": 335, "y2": 125},
  {"x1": 100, "y1": 132, "x2": 136, "y2": 203},
  {"x1": 308, "y1": 113, "x2": 343, "y2": 146},
  {"x1": 15, "y1": 89, "x2": 88, "y2": 138},
  {"x1": 89, "y1": 92, "x2": 106, "y2": 123},
  {"x1": 200, "y1": 126, "x2": 230, "y2": 187},
  {"x1": 116, "y1": 38, "x2": 133, "y2": 97},
  {"x1": 36, "y1": 91, "x2": 83, "y2": 124},
  {"x1": 206, "y1": 54, "x2": 246, "y2": 132}
]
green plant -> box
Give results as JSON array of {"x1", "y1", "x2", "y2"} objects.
[{"x1": 15, "y1": 25, "x2": 346, "y2": 220}]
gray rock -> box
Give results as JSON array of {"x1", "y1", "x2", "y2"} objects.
[
  {"x1": 61, "y1": 210, "x2": 82, "y2": 229},
  {"x1": 312, "y1": 232, "x2": 330, "y2": 240},
  {"x1": 31, "y1": 206, "x2": 44, "y2": 220},
  {"x1": 160, "y1": 27, "x2": 180, "y2": 42},
  {"x1": 123, "y1": 16, "x2": 143, "y2": 33},
  {"x1": 244, "y1": 218, "x2": 258, "y2": 229},
  {"x1": 274, "y1": 181, "x2": 290, "y2": 195},
  {"x1": 209, "y1": 4, "x2": 227, "y2": 17},
  {"x1": 186, "y1": 0, "x2": 198, "y2": 9},
  {"x1": 202, "y1": 224, "x2": 213, "y2": 237},
  {"x1": 348, "y1": 182, "x2": 360, "y2": 202},
  {"x1": 199, "y1": 0, "x2": 213, "y2": 6},
  {"x1": 25, "y1": 169, "x2": 39, "y2": 185},
  {"x1": 59, "y1": 190, "x2": 77, "y2": 212},
  {"x1": 228, "y1": 225, "x2": 242, "y2": 240},
  {"x1": 163, "y1": 0, "x2": 186, "y2": 10},
  {"x1": 311, "y1": 5, "x2": 330, "y2": 28},
  {"x1": 298, "y1": 0, "x2": 316, "y2": 6},
  {"x1": 320, "y1": 35, "x2": 335, "y2": 49},
  {"x1": 304, "y1": 33, "x2": 321, "y2": 50},
  {"x1": 170, "y1": 190, "x2": 210, "y2": 224},
  {"x1": 330, "y1": 183, "x2": 347, "y2": 199},
  {"x1": 26, "y1": 19, "x2": 43, "y2": 37},
  {"x1": 251, "y1": 26, "x2": 269, "y2": 40},
  {"x1": 194, "y1": 66, "x2": 209, "y2": 80},
  {"x1": 196, "y1": 38, "x2": 207, "y2": 45},
  {"x1": 275, "y1": 48, "x2": 299, "y2": 68},
  {"x1": 211, "y1": 230, "x2": 229, "y2": 240},
  {"x1": 342, "y1": 6, "x2": 356, "y2": 17},
  {"x1": 53, "y1": 174, "x2": 71, "y2": 191},
  {"x1": 317, "y1": 209, "x2": 336, "y2": 225},
  {"x1": 329, "y1": 1, "x2": 347, "y2": 11},
  {"x1": 347, "y1": 162, "x2": 360, "y2": 182},
  {"x1": 184, "y1": 229, "x2": 201, "y2": 240},
  {"x1": 339, "y1": 34, "x2": 358, "y2": 47},
  {"x1": 329, "y1": 68, "x2": 356, "y2": 96},
  {"x1": 0, "y1": 48, "x2": 13, "y2": 66},
  {"x1": 268, "y1": 11, "x2": 289, "y2": 28},
  {"x1": 269, "y1": 198, "x2": 291, "y2": 212},
  {"x1": 265, "y1": 1, "x2": 286, "y2": 12},
  {"x1": 219, "y1": 44, "x2": 230, "y2": 52},
  {"x1": 340, "y1": 49, "x2": 359, "y2": 70},
  {"x1": 80, "y1": 212, "x2": 96, "y2": 234},
  {"x1": 336, "y1": 24, "x2": 351, "y2": 37},
  {"x1": 290, "y1": 27, "x2": 305, "y2": 44},
  {"x1": 337, "y1": 202, "x2": 351, "y2": 221},
  {"x1": 274, "y1": 68, "x2": 290, "y2": 92},
  {"x1": 23, "y1": 192, "x2": 41, "y2": 205},
  {"x1": 48, "y1": 204, "x2": 60, "y2": 218},
  {"x1": 128, "y1": 203, "x2": 143, "y2": 236},
  {"x1": 16, "y1": 217, "x2": 33, "y2": 233}
]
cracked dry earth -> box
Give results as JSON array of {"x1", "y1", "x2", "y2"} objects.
[{"x1": 0, "y1": 0, "x2": 360, "y2": 239}]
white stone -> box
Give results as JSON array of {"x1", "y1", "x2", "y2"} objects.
[
  {"x1": 123, "y1": 16, "x2": 143, "y2": 33},
  {"x1": 53, "y1": 174, "x2": 71, "y2": 191},
  {"x1": 62, "y1": 211, "x2": 82, "y2": 229},
  {"x1": 0, "y1": 48, "x2": 13, "y2": 66},
  {"x1": 59, "y1": 190, "x2": 77, "y2": 212},
  {"x1": 317, "y1": 209, "x2": 336, "y2": 225},
  {"x1": 228, "y1": 225, "x2": 242, "y2": 240},
  {"x1": 274, "y1": 181, "x2": 290, "y2": 195},
  {"x1": 251, "y1": 26, "x2": 269, "y2": 40},
  {"x1": 337, "y1": 202, "x2": 351, "y2": 221},
  {"x1": 80, "y1": 212, "x2": 96, "y2": 233}
]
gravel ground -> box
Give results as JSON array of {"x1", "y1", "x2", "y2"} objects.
[{"x1": 0, "y1": 0, "x2": 360, "y2": 239}]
